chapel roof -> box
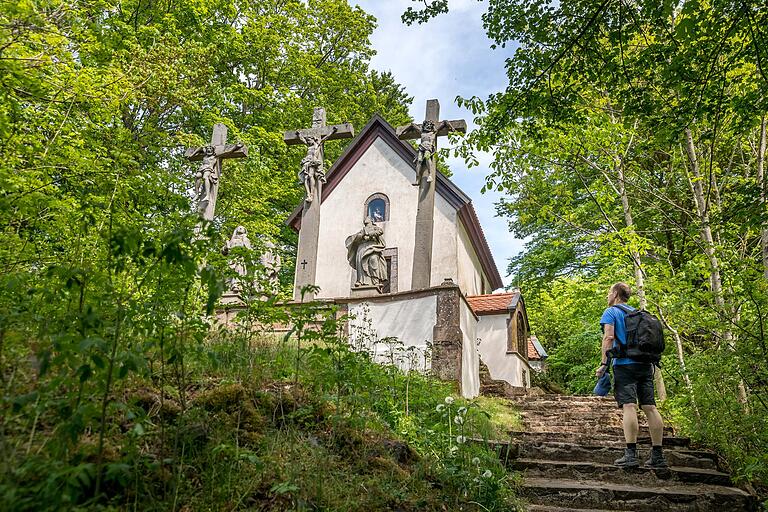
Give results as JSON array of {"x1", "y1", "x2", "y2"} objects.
[
  {"x1": 528, "y1": 335, "x2": 547, "y2": 361},
  {"x1": 285, "y1": 114, "x2": 503, "y2": 290},
  {"x1": 465, "y1": 291, "x2": 521, "y2": 315}
]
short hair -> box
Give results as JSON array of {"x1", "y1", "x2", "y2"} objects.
[{"x1": 611, "y1": 282, "x2": 632, "y2": 302}]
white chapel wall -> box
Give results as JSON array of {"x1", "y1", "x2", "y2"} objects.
[
  {"x1": 347, "y1": 294, "x2": 437, "y2": 372},
  {"x1": 476, "y1": 313, "x2": 530, "y2": 387},
  {"x1": 456, "y1": 220, "x2": 489, "y2": 296},
  {"x1": 459, "y1": 298, "x2": 480, "y2": 398},
  {"x1": 430, "y1": 195, "x2": 458, "y2": 287},
  {"x1": 314, "y1": 137, "x2": 459, "y2": 298}
]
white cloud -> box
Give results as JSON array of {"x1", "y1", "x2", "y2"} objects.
[{"x1": 354, "y1": 0, "x2": 524, "y2": 287}]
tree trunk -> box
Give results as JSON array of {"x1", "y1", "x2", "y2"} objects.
[
  {"x1": 683, "y1": 128, "x2": 729, "y2": 336},
  {"x1": 656, "y1": 306, "x2": 699, "y2": 419},
  {"x1": 616, "y1": 157, "x2": 666, "y2": 398},
  {"x1": 684, "y1": 128, "x2": 747, "y2": 404},
  {"x1": 758, "y1": 117, "x2": 767, "y2": 279},
  {"x1": 616, "y1": 160, "x2": 646, "y2": 309}
]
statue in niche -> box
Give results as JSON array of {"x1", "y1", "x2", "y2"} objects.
[
  {"x1": 297, "y1": 126, "x2": 338, "y2": 202},
  {"x1": 345, "y1": 217, "x2": 388, "y2": 289}
]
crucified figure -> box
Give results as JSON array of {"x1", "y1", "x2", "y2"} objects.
[
  {"x1": 409, "y1": 120, "x2": 457, "y2": 186},
  {"x1": 297, "y1": 126, "x2": 338, "y2": 202},
  {"x1": 194, "y1": 145, "x2": 219, "y2": 210}
]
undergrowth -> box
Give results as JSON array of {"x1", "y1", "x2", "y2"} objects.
[{"x1": 0, "y1": 299, "x2": 523, "y2": 511}]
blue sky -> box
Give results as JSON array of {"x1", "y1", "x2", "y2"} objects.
[{"x1": 355, "y1": 0, "x2": 525, "y2": 289}]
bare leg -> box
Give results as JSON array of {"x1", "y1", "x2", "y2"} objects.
[
  {"x1": 641, "y1": 405, "x2": 664, "y2": 446},
  {"x1": 622, "y1": 403, "x2": 639, "y2": 443},
  {"x1": 304, "y1": 172, "x2": 313, "y2": 202}
]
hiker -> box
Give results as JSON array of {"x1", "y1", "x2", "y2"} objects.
[{"x1": 595, "y1": 282, "x2": 668, "y2": 468}]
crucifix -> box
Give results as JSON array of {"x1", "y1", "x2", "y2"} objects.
[
  {"x1": 396, "y1": 99, "x2": 466, "y2": 290},
  {"x1": 185, "y1": 123, "x2": 248, "y2": 222},
  {"x1": 284, "y1": 108, "x2": 354, "y2": 301}
]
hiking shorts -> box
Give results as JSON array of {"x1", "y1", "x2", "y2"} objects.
[{"x1": 613, "y1": 363, "x2": 656, "y2": 408}]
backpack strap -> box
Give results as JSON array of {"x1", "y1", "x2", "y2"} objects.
[{"x1": 613, "y1": 304, "x2": 633, "y2": 314}]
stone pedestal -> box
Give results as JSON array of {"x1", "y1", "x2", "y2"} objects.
[
  {"x1": 431, "y1": 280, "x2": 462, "y2": 384},
  {"x1": 350, "y1": 285, "x2": 383, "y2": 298},
  {"x1": 220, "y1": 292, "x2": 242, "y2": 305}
]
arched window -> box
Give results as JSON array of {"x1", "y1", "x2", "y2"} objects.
[
  {"x1": 364, "y1": 193, "x2": 389, "y2": 222},
  {"x1": 517, "y1": 311, "x2": 528, "y2": 358}
]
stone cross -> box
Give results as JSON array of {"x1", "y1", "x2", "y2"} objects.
[
  {"x1": 396, "y1": 99, "x2": 466, "y2": 290},
  {"x1": 185, "y1": 123, "x2": 247, "y2": 222},
  {"x1": 284, "y1": 108, "x2": 354, "y2": 301}
]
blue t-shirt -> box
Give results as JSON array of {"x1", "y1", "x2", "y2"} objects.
[{"x1": 600, "y1": 304, "x2": 635, "y2": 366}]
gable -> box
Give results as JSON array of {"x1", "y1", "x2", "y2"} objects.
[{"x1": 286, "y1": 114, "x2": 503, "y2": 290}]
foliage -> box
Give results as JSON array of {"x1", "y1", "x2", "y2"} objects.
[
  {"x1": 404, "y1": 0, "x2": 768, "y2": 489},
  {"x1": 0, "y1": 296, "x2": 523, "y2": 510},
  {"x1": 0, "y1": 0, "x2": 534, "y2": 509}
]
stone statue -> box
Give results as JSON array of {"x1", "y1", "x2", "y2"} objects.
[
  {"x1": 345, "y1": 218, "x2": 388, "y2": 289},
  {"x1": 297, "y1": 126, "x2": 338, "y2": 202},
  {"x1": 194, "y1": 145, "x2": 219, "y2": 212},
  {"x1": 399, "y1": 118, "x2": 460, "y2": 186},
  {"x1": 414, "y1": 120, "x2": 436, "y2": 186},
  {"x1": 221, "y1": 227, "x2": 282, "y2": 295},
  {"x1": 221, "y1": 225, "x2": 252, "y2": 292},
  {"x1": 259, "y1": 239, "x2": 281, "y2": 292}
]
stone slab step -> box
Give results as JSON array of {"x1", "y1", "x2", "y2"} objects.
[
  {"x1": 512, "y1": 441, "x2": 718, "y2": 470},
  {"x1": 512, "y1": 458, "x2": 732, "y2": 486},
  {"x1": 523, "y1": 477, "x2": 755, "y2": 511},
  {"x1": 510, "y1": 431, "x2": 691, "y2": 447},
  {"x1": 527, "y1": 506, "x2": 633, "y2": 512},
  {"x1": 523, "y1": 421, "x2": 674, "y2": 436}
]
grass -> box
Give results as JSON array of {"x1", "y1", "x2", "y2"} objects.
[{"x1": 1, "y1": 326, "x2": 525, "y2": 512}]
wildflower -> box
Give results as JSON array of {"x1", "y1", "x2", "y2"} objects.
[
  {"x1": 456, "y1": 435, "x2": 467, "y2": 444},
  {"x1": 482, "y1": 470, "x2": 492, "y2": 478},
  {"x1": 444, "y1": 396, "x2": 455, "y2": 405},
  {"x1": 454, "y1": 415, "x2": 464, "y2": 425},
  {"x1": 436, "y1": 404, "x2": 445, "y2": 412},
  {"x1": 457, "y1": 406, "x2": 467, "y2": 416},
  {"x1": 471, "y1": 457, "x2": 480, "y2": 465}
]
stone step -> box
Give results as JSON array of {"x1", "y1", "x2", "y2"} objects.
[
  {"x1": 510, "y1": 431, "x2": 691, "y2": 447},
  {"x1": 522, "y1": 477, "x2": 755, "y2": 511},
  {"x1": 512, "y1": 441, "x2": 718, "y2": 470},
  {"x1": 511, "y1": 458, "x2": 732, "y2": 487},
  {"x1": 523, "y1": 421, "x2": 674, "y2": 436},
  {"x1": 527, "y1": 506, "x2": 633, "y2": 512}
]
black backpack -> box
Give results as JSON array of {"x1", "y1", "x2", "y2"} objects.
[{"x1": 611, "y1": 304, "x2": 665, "y2": 365}]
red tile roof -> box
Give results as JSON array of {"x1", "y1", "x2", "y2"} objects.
[
  {"x1": 528, "y1": 336, "x2": 542, "y2": 360},
  {"x1": 466, "y1": 292, "x2": 520, "y2": 315}
]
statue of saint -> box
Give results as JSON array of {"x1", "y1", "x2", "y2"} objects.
[
  {"x1": 345, "y1": 218, "x2": 388, "y2": 289},
  {"x1": 259, "y1": 239, "x2": 281, "y2": 292},
  {"x1": 221, "y1": 225, "x2": 252, "y2": 292},
  {"x1": 297, "y1": 126, "x2": 338, "y2": 202}
]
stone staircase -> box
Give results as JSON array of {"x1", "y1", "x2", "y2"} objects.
[{"x1": 498, "y1": 394, "x2": 757, "y2": 511}]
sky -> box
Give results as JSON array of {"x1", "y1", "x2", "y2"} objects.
[{"x1": 355, "y1": 0, "x2": 525, "y2": 288}]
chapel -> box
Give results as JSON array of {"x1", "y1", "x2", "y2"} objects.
[{"x1": 279, "y1": 105, "x2": 546, "y2": 397}]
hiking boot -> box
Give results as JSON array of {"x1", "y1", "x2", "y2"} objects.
[
  {"x1": 645, "y1": 450, "x2": 669, "y2": 468},
  {"x1": 614, "y1": 448, "x2": 640, "y2": 467}
]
